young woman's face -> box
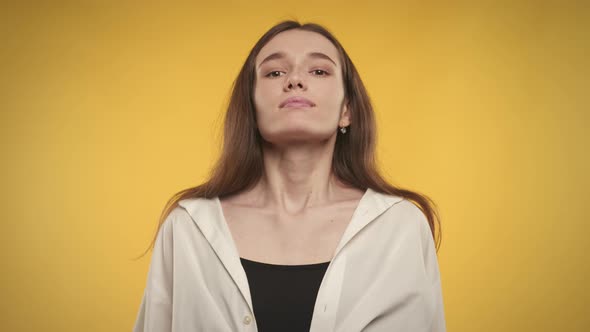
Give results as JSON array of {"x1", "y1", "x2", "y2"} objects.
[{"x1": 253, "y1": 29, "x2": 350, "y2": 145}]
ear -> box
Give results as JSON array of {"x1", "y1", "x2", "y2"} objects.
[{"x1": 339, "y1": 100, "x2": 351, "y2": 127}]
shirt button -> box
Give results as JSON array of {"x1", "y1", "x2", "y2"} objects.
[{"x1": 243, "y1": 315, "x2": 252, "y2": 325}]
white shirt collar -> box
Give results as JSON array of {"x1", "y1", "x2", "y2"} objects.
[{"x1": 178, "y1": 187, "x2": 404, "y2": 313}]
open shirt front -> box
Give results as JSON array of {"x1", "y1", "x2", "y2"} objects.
[{"x1": 133, "y1": 188, "x2": 447, "y2": 331}]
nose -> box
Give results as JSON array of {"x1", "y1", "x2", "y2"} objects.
[{"x1": 283, "y1": 71, "x2": 307, "y2": 91}]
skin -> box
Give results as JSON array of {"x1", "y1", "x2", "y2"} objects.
[
  {"x1": 251, "y1": 29, "x2": 358, "y2": 212},
  {"x1": 220, "y1": 29, "x2": 364, "y2": 264}
]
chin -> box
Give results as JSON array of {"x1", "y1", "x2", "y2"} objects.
[{"x1": 259, "y1": 128, "x2": 335, "y2": 145}]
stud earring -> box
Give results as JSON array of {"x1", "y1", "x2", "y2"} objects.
[{"x1": 340, "y1": 126, "x2": 347, "y2": 134}]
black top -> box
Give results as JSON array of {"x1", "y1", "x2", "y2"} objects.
[{"x1": 240, "y1": 257, "x2": 330, "y2": 332}]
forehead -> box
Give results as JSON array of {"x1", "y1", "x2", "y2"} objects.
[{"x1": 256, "y1": 29, "x2": 340, "y2": 65}]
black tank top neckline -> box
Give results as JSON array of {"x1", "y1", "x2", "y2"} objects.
[
  {"x1": 240, "y1": 257, "x2": 331, "y2": 269},
  {"x1": 240, "y1": 256, "x2": 330, "y2": 331}
]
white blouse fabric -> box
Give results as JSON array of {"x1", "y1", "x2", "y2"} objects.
[{"x1": 133, "y1": 188, "x2": 446, "y2": 331}]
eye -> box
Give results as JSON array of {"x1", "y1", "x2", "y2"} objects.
[
  {"x1": 265, "y1": 71, "x2": 285, "y2": 78},
  {"x1": 311, "y1": 69, "x2": 329, "y2": 76}
]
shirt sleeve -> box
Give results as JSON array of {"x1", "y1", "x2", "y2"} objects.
[
  {"x1": 132, "y1": 210, "x2": 176, "y2": 332},
  {"x1": 417, "y1": 207, "x2": 447, "y2": 332}
]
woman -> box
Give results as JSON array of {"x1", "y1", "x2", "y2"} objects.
[{"x1": 133, "y1": 20, "x2": 446, "y2": 332}]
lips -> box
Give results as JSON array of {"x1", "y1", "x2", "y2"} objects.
[{"x1": 279, "y1": 96, "x2": 316, "y2": 108}]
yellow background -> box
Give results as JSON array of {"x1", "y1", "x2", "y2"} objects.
[{"x1": 1, "y1": 1, "x2": 588, "y2": 331}]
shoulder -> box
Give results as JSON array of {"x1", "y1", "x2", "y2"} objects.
[
  {"x1": 374, "y1": 194, "x2": 432, "y2": 240},
  {"x1": 382, "y1": 196, "x2": 438, "y2": 260},
  {"x1": 159, "y1": 198, "x2": 210, "y2": 234},
  {"x1": 386, "y1": 198, "x2": 427, "y2": 223},
  {"x1": 375, "y1": 195, "x2": 440, "y2": 271},
  {"x1": 176, "y1": 196, "x2": 215, "y2": 219},
  {"x1": 165, "y1": 205, "x2": 193, "y2": 224}
]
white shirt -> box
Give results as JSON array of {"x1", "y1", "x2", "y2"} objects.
[{"x1": 133, "y1": 188, "x2": 446, "y2": 331}]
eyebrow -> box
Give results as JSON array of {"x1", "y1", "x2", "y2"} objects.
[{"x1": 257, "y1": 51, "x2": 337, "y2": 68}]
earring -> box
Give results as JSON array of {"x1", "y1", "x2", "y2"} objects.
[{"x1": 340, "y1": 126, "x2": 347, "y2": 134}]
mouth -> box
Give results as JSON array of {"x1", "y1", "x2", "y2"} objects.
[
  {"x1": 279, "y1": 96, "x2": 316, "y2": 108},
  {"x1": 282, "y1": 102, "x2": 314, "y2": 108}
]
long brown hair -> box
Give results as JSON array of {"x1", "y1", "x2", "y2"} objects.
[{"x1": 134, "y1": 20, "x2": 442, "y2": 260}]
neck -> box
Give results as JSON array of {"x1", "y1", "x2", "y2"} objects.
[{"x1": 251, "y1": 140, "x2": 343, "y2": 215}]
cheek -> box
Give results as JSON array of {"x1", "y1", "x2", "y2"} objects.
[
  {"x1": 319, "y1": 87, "x2": 345, "y2": 116},
  {"x1": 254, "y1": 81, "x2": 279, "y2": 110},
  {"x1": 314, "y1": 78, "x2": 344, "y2": 100}
]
